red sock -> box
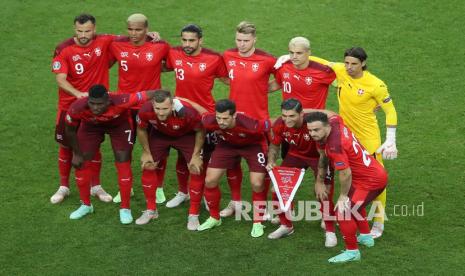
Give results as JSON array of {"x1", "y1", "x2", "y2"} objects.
[
  {"x1": 252, "y1": 189, "x2": 267, "y2": 223},
  {"x1": 355, "y1": 208, "x2": 370, "y2": 234},
  {"x1": 176, "y1": 156, "x2": 189, "y2": 194},
  {"x1": 155, "y1": 159, "x2": 167, "y2": 188},
  {"x1": 58, "y1": 147, "x2": 72, "y2": 187},
  {"x1": 321, "y1": 184, "x2": 336, "y2": 233},
  {"x1": 188, "y1": 173, "x2": 205, "y2": 215},
  {"x1": 272, "y1": 192, "x2": 293, "y2": 228},
  {"x1": 204, "y1": 186, "x2": 221, "y2": 219},
  {"x1": 141, "y1": 169, "x2": 157, "y2": 211},
  {"x1": 226, "y1": 164, "x2": 242, "y2": 201},
  {"x1": 115, "y1": 161, "x2": 132, "y2": 209},
  {"x1": 337, "y1": 211, "x2": 358, "y2": 250},
  {"x1": 89, "y1": 150, "x2": 102, "y2": 187},
  {"x1": 75, "y1": 161, "x2": 92, "y2": 205}
]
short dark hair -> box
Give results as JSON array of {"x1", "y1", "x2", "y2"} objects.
[
  {"x1": 344, "y1": 47, "x2": 367, "y2": 70},
  {"x1": 304, "y1": 111, "x2": 329, "y2": 125},
  {"x1": 215, "y1": 99, "x2": 236, "y2": 115},
  {"x1": 74, "y1": 14, "x2": 96, "y2": 25},
  {"x1": 281, "y1": 98, "x2": 303, "y2": 113},
  {"x1": 181, "y1": 24, "x2": 203, "y2": 38},
  {"x1": 153, "y1": 90, "x2": 173, "y2": 103},
  {"x1": 89, "y1": 84, "x2": 108, "y2": 98}
]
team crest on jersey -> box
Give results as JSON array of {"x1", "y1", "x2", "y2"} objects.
[
  {"x1": 94, "y1": 47, "x2": 102, "y2": 56},
  {"x1": 65, "y1": 114, "x2": 73, "y2": 123},
  {"x1": 357, "y1": 89, "x2": 364, "y2": 95},
  {"x1": 283, "y1": 131, "x2": 290, "y2": 137},
  {"x1": 252, "y1": 63, "x2": 259, "y2": 72},
  {"x1": 146, "y1": 52, "x2": 153, "y2": 61},
  {"x1": 52, "y1": 61, "x2": 61, "y2": 70},
  {"x1": 172, "y1": 125, "x2": 180, "y2": 130},
  {"x1": 305, "y1": 77, "x2": 313, "y2": 85},
  {"x1": 175, "y1": 60, "x2": 183, "y2": 66},
  {"x1": 121, "y1": 52, "x2": 129, "y2": 58},
  {"x1": 304, "y1": 133, "x2": 311, "y2": 141},
  {"x1": 283, "y1": 73, "x2": 290, "y2": 79},
  {"x1": 199, "y1": 63, "x2": 207, "y2": 71},
  {"x1": 72, "y1": 55, "x2": 81, "y2": 62},
  {"x1": 228, "y1": 61, "x2": 236, "y2": 67},
  {"x1": 238, "y1": 133, "x2": 246, "y2": 137}
]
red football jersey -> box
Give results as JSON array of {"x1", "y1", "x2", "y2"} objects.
[
  {"x1": 137, "y1": 100, "x2": 202, "y2": 137},
  {"x1": 109, "y1": 39, "x2": 170, "y2": 99},
  {"x1": 271, "y1": 116, "x2": 319, "y2": 160},
  {"x1": 65, "y1": 91, "x2": 148, "y2": 127},
  {"x1": 317, "y1": 116, "x2": 388, "y2": 190},
  {"x1": 166, "y1": 47, "x2": 227, "y2": 112},
  {"x1": 275, "y1": 61, "x2": 336, "y2": 109},
  {"x1": 52, "y1": 35, "x2": 115, "y2": 110},
  {"x1": 202, "y1": 113, "x2": 270, "y2": 146},
  {"x1": 223, "y1": 48, "x2": 277, "y2": 120}
]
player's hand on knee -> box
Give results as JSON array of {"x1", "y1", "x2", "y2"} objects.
[
  {"x1": 273, "y1": 54, "x2": 290, "y2": 69},
  {"x1": 141, "y1": 152, "x2": 156, "y2": 170},
  {"x1": 335, "y1": 194, "x2": 350, "y2": 214},
  {"x1": 188, "y1": 155, "x2": 203, "y2": 175},
  {"x1": 71, "y1": 154, "x2": 84, "y2": 169}
]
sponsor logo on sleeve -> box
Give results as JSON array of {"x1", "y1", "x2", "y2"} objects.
[
  {"x1": 52, "y1": 61, "x2": 61, "y2": 70},
  {"x1": 136, "y1": 92, "x2": 143, "y2": 101},
  {"x1": 65, "y1": 114, "x2": 73, "y2": 123},
  {"x1": 335, "y1": 161, "x2": 345, "y2": 167}
]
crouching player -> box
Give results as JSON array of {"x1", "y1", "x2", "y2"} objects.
[
  {"x1": 198, "y1": 99, "x2": 271, "y2": 238},
  {"x1": 135, "y1": 90, "x2": 207, "y2": 230},
  {"x1": 306, "y1": 112, "x2": 388, "y2": 263},
  {"x1": 65, "y1": 85, "x2": 159, "y2": 224},
  {"x1": 266, "y1": 98, "x2": 337, "y2": 247}
]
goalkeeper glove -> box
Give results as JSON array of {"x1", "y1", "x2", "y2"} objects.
[{"x1": 376, "y1": 127, "x2": 398, "y2": 160}]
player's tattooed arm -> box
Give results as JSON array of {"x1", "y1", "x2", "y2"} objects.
[
  {"x1": 65, "y1": 124, "x2": 84, "y2": 168},
  {"x1": 265, "y1": 143, "x2": 280, "y2": 171},
  {"x1": 315, "y1": 149, "x2": 329, "y2": 201}
]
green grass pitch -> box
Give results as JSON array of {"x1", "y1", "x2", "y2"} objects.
[{"x1": 1, "y1": 0, "x2": 464, "y2": 274}]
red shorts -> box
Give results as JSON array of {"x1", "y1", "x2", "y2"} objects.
[
  {"x1": 55, "y1": 110, "x2": 72, "y2": 146},
  {"x1": 78, "y1": 114, "x2": 134, "y2": 154},
  {"x1": 149, "y1": 131, "x2": 196, "y2": 163},
  {"x1": 348, "y1": 186, "x2": 386, "y2": 210},
  {"x1": 208, "y1": 141, "x2": 267, "y2": 173},
  {"x1": 281, "y1": 154, "x2": 334, "y2": 185}
]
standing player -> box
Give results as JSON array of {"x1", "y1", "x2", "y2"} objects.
[
  {"x1": 51, "y1": 13, "x2": 114, "y2": 204},
  {"x1": 269, "y1": 37, "x2": 335, "y2": 109},
  {"x1": 109, "y1": 13, "x2": 170, "y2": 204},
  {"x1": 275, "y1": 47, "x2": 398, "y2": 238},
  {"x1": 65, "y1": 85, "x2": 159, "y2": 224},
  {"x1": 266, "y1": 99, "x2": 337, "y2": 247},
  {"x1": 198, "y1": 99, "x2": 270, "y2": 238},
  {"x1": 135, "y1": 91, "x2": 206, "y2": 230},
  {"x1": 220, "y1": 21, "x2": 277, "y2": 217},
  {"x1": 164, "y1": 24, "x2": 228, "y2": 208},
  {"x1": 306, "y1": 112, "x2": 388, "y2": 263}
]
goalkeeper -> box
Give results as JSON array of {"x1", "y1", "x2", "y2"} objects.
[{"x1": 275, "y1": 47, "x2": 398, "y2": 238}]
